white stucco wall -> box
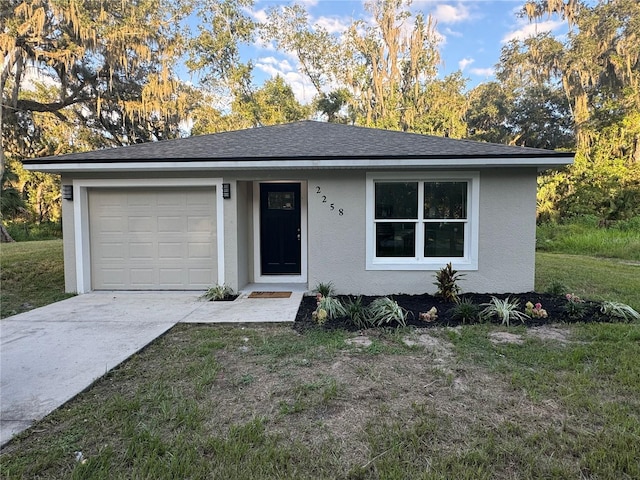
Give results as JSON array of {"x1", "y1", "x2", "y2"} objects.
[
  {"x1": 302, "y1": 168, "x2": 537, "y2": 295},
  {"x1": 59, "y1": 168, "x2": 537, "y2": 295},
  {"x1": 60, "y1": 175, "x2": 77, "y2": 293}
]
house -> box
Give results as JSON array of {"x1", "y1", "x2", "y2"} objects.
[{"x1": 24, "y1": 121, "x2": 573, "y2": 295}]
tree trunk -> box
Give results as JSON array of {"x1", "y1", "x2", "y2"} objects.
[{"x1": 1, "y1": 223, "x2": 15, "y2": 243}]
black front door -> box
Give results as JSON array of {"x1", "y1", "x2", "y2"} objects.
[{"x1": 260, "y1": 183, "x2": 301, "y2": 275}]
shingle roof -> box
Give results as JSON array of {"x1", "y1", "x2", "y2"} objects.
[{"x1": 25, "y1": 120, "x2": 572, "y2": 165}]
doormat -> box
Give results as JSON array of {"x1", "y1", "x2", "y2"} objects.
[{"x1": 248, "y1": 291, "x2": 292, "y2": 299}]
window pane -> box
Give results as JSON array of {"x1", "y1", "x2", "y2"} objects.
[
  {"x1": 376, "y1": 222, "x2": 415, "y2": 257},
  {"x1": 375, "y1": 182, "x2": 418, "y2": 219},
  {"x1": 424, "y1": 182, "x2": 467, "y2": 219},
  {"x1": 424, "y1": 222, "x2": 465, "y2": 257}
]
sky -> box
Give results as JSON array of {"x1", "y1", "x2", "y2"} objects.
[{"x1": 205, "y1": 0, "x2": 567, "y2": 105}]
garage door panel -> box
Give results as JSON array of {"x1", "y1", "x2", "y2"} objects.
[
  {"x1": 187, "y1": 216, "x2": 214, "y2": 233},
  {"x1": 187, "y1": 191, "x2": 212, "y2": 206},
  {"x1": 89, "y1": 187, "x2": 217, "y2": 290},
  {"x1": 188, "y1": 268, "x2": 215, "y2": 284},
  {"x1": 188, "y1": 242, "x2": 213, "y2": 258},
  {"x1": 99, "y1": 268, "x2": 127, "y2": 289},
  {"x1": 128, "y1": 192, "x2": 155, "y2": 207},
  {"x1": 98, "y1": 217, "x2": 125, "y2": 234},
  {"x1": 100, "y1": 242, "x2": 126, "y2": 260},
  {"x1": 159, "y1": 269, "x2": 184, "y2": 286},
  {"x1": 128, "y1": 216, "x2": 154, "y2": 233},
  {"x1": 129, "y1": 242, "x2": 154, "y2": 260},
  {"x1": 158, "y1": 216, "x2": 184, "y2": 233},
  {"x1": 158, "y1": 242, "x2": 184, "y2": 260}
]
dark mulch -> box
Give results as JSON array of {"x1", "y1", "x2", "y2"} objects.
[{"x1": 294, "y1": 292, "x2": 607, "y2": 333}]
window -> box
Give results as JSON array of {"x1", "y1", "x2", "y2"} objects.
[{"x1": 366, "y1": 172, "x2": 479, "y2": 270}]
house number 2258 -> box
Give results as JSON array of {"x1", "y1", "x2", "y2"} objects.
[{"x1": 315, "y1": 186, "x2": 344, "y2": 216}]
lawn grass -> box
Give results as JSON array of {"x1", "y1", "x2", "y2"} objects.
[
  {"x1": 2, "y1": 322, "x2": 640, "y2": 479},
  {"x1": 1, "y1": 228, "x2": 640, "y2": 477},
  {"x1": 536, "y1": 252, "x2": 640, "y2": 310},
  {"x1": 537, "y1": 216, "x2": 640, "y2": 261},
  {"x1": 0, "y1": 240, "x2": 74, "y2": 318}
]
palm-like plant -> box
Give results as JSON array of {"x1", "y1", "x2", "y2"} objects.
[
  {"x1": 480, "y1": 296, "x2": 529, "y2": 326},
  {"x1": 367, "y1": 297, "x2": 408, "y2": 327}
]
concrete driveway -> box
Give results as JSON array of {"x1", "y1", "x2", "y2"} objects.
[{"x1": 0, "y1": 289, "x2": 303, "y2": 446}]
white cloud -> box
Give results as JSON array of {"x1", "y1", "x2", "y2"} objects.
[
  {"x1": 458, "y1": 57, "x2": 474, "y2": 71},
  {"x1": 314, "y1": 15, "x2": 350, "y2": 34},
  {"x1": 250, "y1": 7, "x2": 268, "y2": 24},
  {"x1": 432, "y1": 4, "x2": 471, "y2": 24},
  {"x1": 257, "y1": 56, "x2": 294, "y2": 72},
  {"x1": 444, "y1": 27, "x2": 463, "y2": 38},
  {"x1": 502, "y1": 19, "x2": 564, "y2": 43},
  {"x1": 298, "y1": 0, "x2": 319, "y2": 6},
  {"x1": 255, "y1": 58, "x2": 317, "y2": 104},
  {"x1": 469, "y1": 67, "x2": 495, "y2": 77}
]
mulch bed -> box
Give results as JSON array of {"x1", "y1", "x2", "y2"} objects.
[{"x1": 294, "y1": 292, "x2": 607, "y2": 332}]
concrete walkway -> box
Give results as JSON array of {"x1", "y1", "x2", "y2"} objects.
[{"x1": 0, "y1": 287, "x2": 305, "y2": 446}]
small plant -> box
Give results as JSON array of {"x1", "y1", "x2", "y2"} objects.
[
  {"x1": 201, "y1": 284, "x2": 235, "y2": 301},
  {"x1": 367, "y1": 297, "x2": 408, "y2": 327},
  {"x1": 448, "y1": 297, "x2": 480, "y2": 324},
  {"x1": 545, "y1": 279, "x2": 568, "y2": 296},
  {"x1": 434, "y1": 262, "x2": 465, "y2": 302},
  {"x1": 525, "y1": 301, "x2": 548, "y2": 319},
  {"x1": 419, "y1": 307, "x2": 438, "y2": 322},
  {"x1": 564, "y1": 293, "x2": 587, "y2": 320},
  {"x1": 313, "y1": 294, "x2": 346, "y2": 324},
  {"x1": 314, "y1": 282, "x2": 336, "y2": 298},
  {"x1": 344, "y1": 296, "x2": 369, "y2": 329},
  {"x1": 312, "y1": 308, "x2": 328, "y2": 325},
  {"x1": 600, "y1": 301, "x2": 640, "y2": 322},
  {"x1": 480, "y1": 296, "x2": 529, "y2": 326}
]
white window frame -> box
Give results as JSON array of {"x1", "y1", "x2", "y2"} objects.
[{"x1": 366, "y1": 171, "x2": 479, "y2": 271}]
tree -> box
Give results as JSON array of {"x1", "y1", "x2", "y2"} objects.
[
  {"x1": 414, "y1": 72, "x2": 467, "y2": 138},
  {"x1": 466, "y1": 82, "x2": 515, "y2": 144},
  {"x1": 188, "y1": 0, "x2": 256, "y2": 112},
  {"x1": 233, "y1": 76, "x2": 308, "y2": 127},
  {"x1": 343, "y1": 0, "x2": 441, "y2": 131},
  {"x1": 500, "y1": 0, "x2": 640, "y2": 221},
  {"x1": 315, "y1": 89, "x2": 352, "y2": 123},
  {"x1": 263, "y1": 0, "x2": 452, "y2": 133},
  {"x1": 1, "y1": 0, "x2": 190, "y2": 239},
  {"x1": 262, "y1": 3, "x2": 339, "y2": 96}
]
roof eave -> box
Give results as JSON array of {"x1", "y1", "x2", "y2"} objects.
[{"x1": 23, "y1": 156, "x2": 574, "y2": 173}]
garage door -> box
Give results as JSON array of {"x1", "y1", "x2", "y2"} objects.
[{"x1": 89, "y1": 188, "x2": 217, "y2": 290}]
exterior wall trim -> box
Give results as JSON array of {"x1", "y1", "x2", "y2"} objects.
[
  {"x1": 72, "y1": 177, "x2": 224, "y2": 293},
  {"x1": 25, "y1": 156, "x2": 571, "y2": 173}
]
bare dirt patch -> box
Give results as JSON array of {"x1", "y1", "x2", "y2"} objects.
[
  {"x1": 528, "y1": 325, "x2": 572, "y2": 344},
  {"x1": 489, "y1": 331, "x2": 525, "y2": 344},
  {"x1": 182, "y1": 324, "x2": 573, "y2": 473}
]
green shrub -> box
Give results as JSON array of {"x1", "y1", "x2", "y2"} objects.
[
  {"x1": 600, "y1": 301, "x2": 640, "y2": 322},
  {"x1": 316, "y1": 295, "x2": 346, "y2": 320},
  {"x1": 201, "y1": 284, "x2": 235, "y2": 301},
  {"x1": 564, "y1": 293, "x2": 587, "y2": 320},
  {"x1": 367, "y1": 297, "x2": 408, "y2": 327},
  {"x1": 448, "y1": 297, "x2": 480, "y2": 324},
  {"x1": 434, "y1": 262, "x2": 464, "y2": 302},
  {"x1": 344, "y1": 296, "x2": 369, "y2": 329},
  {"x1": 545, "y1": 279, "x2": 568, "y2": 296},
  {"x1": 314, "y1": 282, "x2": 336, "y2": 298},
  {"x1": 5, "y1": 221, "x2": 63, "y2": 241},
  {"x1": 480, "y1": 296, "x2": 529, "y2": 326}
]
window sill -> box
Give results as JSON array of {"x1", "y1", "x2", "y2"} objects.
[{"x1": 366, "y1": 258, "x2": 478, "y2": 271}]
